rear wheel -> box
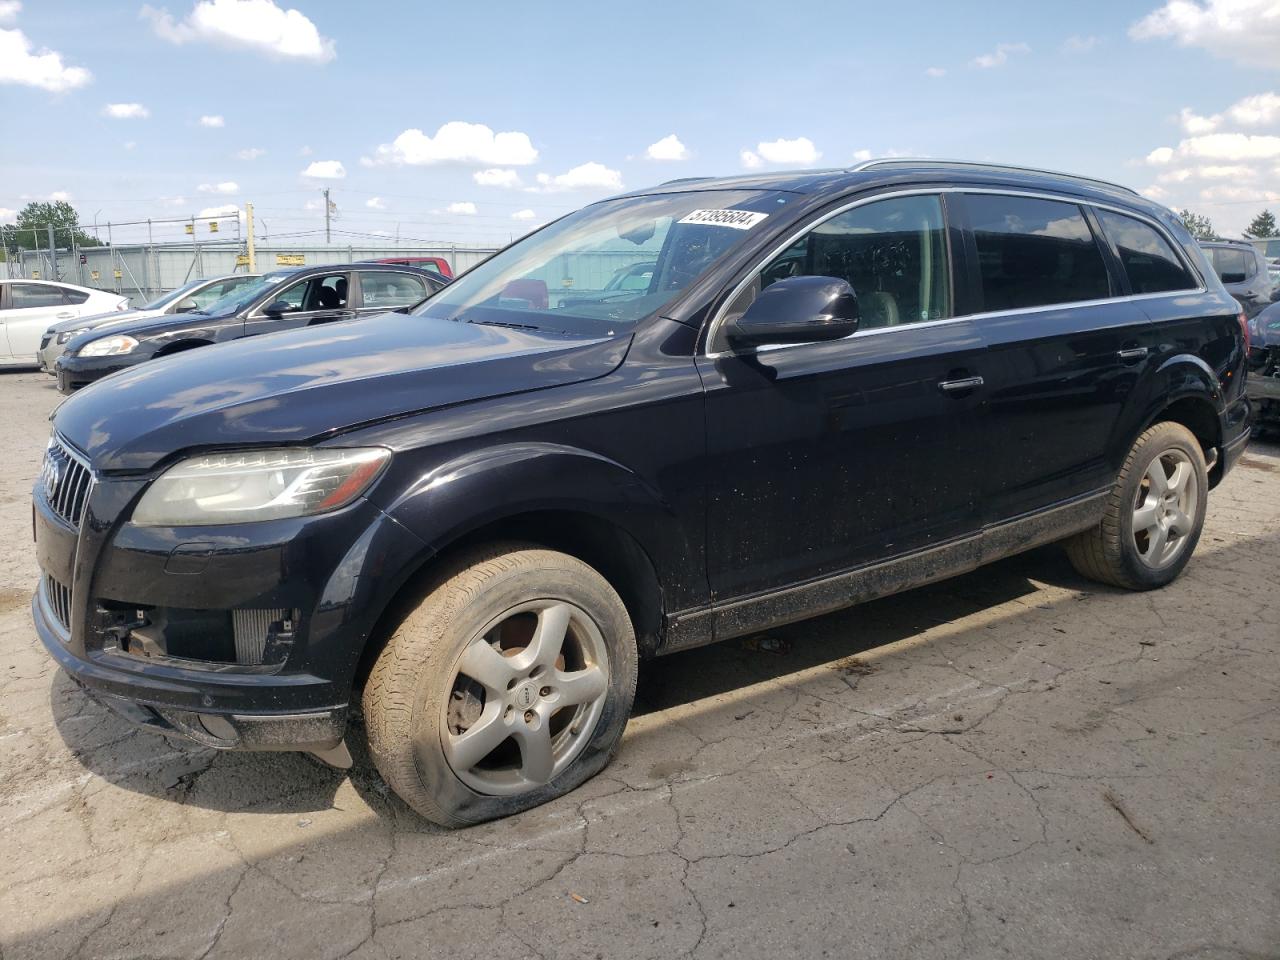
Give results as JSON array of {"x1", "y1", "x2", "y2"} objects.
[
  {"x1": 362, "y1": 544, "x2": 637, "y2": 827},
  {"x1": 1065, "y1": 421, "x2": 1208, "y2": 590}
]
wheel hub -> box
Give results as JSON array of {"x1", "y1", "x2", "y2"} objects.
[{"x1": 512, "y1": 680, "x2": 540, "y2": 710}]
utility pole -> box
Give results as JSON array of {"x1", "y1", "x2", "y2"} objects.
[
  {"x1": 246, "y1": 201, "x2": 257, "y2": 272},
  {"x1": 47, "y1": 224, "x2": 58, "y2": 280},
  {"x1": 323, "y1": 188, "x2": 331, "y2": 244}
]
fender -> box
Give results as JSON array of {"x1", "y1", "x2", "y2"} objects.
[
  {"x1": 373, "y1": 441, "x2": 706, "y2": 613},
  {"x1": 1109, "y1": 352, "x2": 1225, "y2": 471}
]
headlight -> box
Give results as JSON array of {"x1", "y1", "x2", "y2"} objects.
[
  {"x1": 78, "y1": 334, "x2": 139, "y2": 357},
  {"x1": 57, "y1": 328, "x2": 89, "y2": 345},
  {"x1": 132, "y1": 447, "x2": 391, "y2": 526}
]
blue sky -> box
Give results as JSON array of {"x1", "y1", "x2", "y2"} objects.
[{"x1": 3, "y1": 0, "x2": 1279, "y2": 245}]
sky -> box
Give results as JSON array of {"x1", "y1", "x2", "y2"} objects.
[{"x1": 2, "y1": 0, "x2": 1280, "y2": 248}]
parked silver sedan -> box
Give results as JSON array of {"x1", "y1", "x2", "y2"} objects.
[{"x1": 37, "y1": 273, "x2": 259, "y2": 373}]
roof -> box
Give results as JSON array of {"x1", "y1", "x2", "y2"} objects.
[{"x1": 619, "y1": 158, "x2": 1158, "y2": 212}]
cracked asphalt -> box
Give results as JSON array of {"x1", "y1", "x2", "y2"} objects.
[{"x1": 1, "y1": 368, "x2": 1277, "y2": 960}]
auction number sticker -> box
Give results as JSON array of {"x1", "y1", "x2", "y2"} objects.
[{"x1": 678, "y1": 209, "x2": 769, "y2": 230}]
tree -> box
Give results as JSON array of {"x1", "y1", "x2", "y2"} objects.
[
  {"x1": 1177, "y1": 209, "x2": 1218, "y2": 241},
  {"x1": 1246, "y1": 209, "x2": 1277, "y2": 238},
  {"x1": 2, "y1": 201, "x2": 101, "y2": 256}
]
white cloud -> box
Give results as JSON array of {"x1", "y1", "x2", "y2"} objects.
[
  {"x1": 446, "y1": 201, "x2": 477, "y2": 215},
  {"x1": 0, "y1": 207, "x2": 17, "y2": 223},
  {"x1": 141, "y1": 0, "x2": 335, "y2": 63},
  {"x1": 198, "y1": 114, "x2": 225, "y2": 127},
  {"x1": 1199, "y1": 184, "x2": 1280, "y2": 202},
  {"x1": 473, "y1": 167, "x2": 522, "y2": 188},
  {"x1": 365, "y1": 196, "x2": 385, "y2": 210},
  {"x1": 102, "y1": 102, "x2": 149, "y2": 119},
  {"x1": 300, "y1": 159, "x2": 345, "y2": 179},
  {"x1": 924, "y1": 66, "x2": 946, "y2": 77},
  {"x1": 511, "y1": 209, "x2": 536, "y2": 221},
  {"x1": 744, "y1": 136, "x2": 822, "y2": 166},
  {"x1": 852, "y1": 149, "x2": 873, "y2": 162},
  {"x1": 1147, "y1": 146, "x2": 1176, "y2": 165},
  {"x1": 1140, "y1": 185, "x2": 1169, "y2": 200},
  {"x1": 645, "y1": 134, "x2": 689, "y2": 161},
  {"x1": 198, "y1": 203, "x2": 241, "y2": 219},
  {"x1": 370, "y1": 121, "x2": 538, "y2": 167},
  {"x1": 236, "y1": 146, "x2": 264, "y2": 160},
  {"x1": 197, "y1": 180, "x2": 239, "y2": 194},
  {"x1": 48, "y1": 191, "x2": 72, "y2": 203},
  {"x1": 1178, "y1": 132, "x2": 1280, "y2": 161},
  {"x1": 0, "y1": 2, "x2": 20, "y2": 24},
  {"x1": 1228, "y1": 91, "x2": 1280, "y2": 126},
  {"x1": 971, "y1": 42, "x2": 1030, "y2": 68},
  {"x1": 1131, "y1": 0, "x2": 1280, "y2": 70},
  {"x1": 533, "y1": 161, "x2": 623, "y2": 192},
  {"x1": 0, "y1": 26, "x2": 91, "y2": 91},
  {"x1": 1063, "y1": 34, "x2": 1101, "y2": 52},
  {"x1": 1179, "y1": 107, "x2": 1219, "y2": 134},
  {"x1": 303, "y1": 198, "x2": 322, "y2": 211}
]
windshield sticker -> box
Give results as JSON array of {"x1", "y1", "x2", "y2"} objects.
[{"x1": 678, "y1": 209, "x2": 769, "y2": 230}]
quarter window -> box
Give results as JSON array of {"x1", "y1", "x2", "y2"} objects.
[
  {"x1": 727, "y1": 194, "x2": 952, "y2": 332},
  {"x1": 966, "y1": 195, "x2": 1111, "y2": 311},
  {"x1": 62, "y1": 288, "x2": 90, "y2": 305},
  {"x1": 1095, "y1": 209, "x2": 1196, "y2": 294}
]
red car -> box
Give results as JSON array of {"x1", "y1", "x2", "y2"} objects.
[{"x1": 365, "y1": 256, "x2": 453, "y2": 280}]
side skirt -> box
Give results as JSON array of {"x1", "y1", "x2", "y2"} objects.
[{"x1": 661, "y1": 491, "x2": 1107, "y2": 654}]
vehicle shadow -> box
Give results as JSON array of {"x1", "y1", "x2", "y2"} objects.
[{"x1": 46, "y1": 541, "x2": 1089, "y2": 820}]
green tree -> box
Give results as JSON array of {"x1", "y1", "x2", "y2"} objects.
[
  {"x1": 2, "y1": 201, "x2": 101, "y2": 256},
  {"x1": 1246, "y1": 209, "x2": 1277, "y2": 238},
  {"x1": 1177, "y1": 208, "x2": 1218, "y2": 241}
]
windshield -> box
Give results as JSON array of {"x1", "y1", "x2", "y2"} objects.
[
  {"x1": 201, "y1": 272, "x2": 294, "y2": 317},
  {"x1": 138, "y1": 277, "x2": 211, "y2": 311},
  {"x1": 415, "y1": 190, "x2": 791, "y2": 335}
]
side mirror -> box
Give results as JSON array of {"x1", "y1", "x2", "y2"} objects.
[
  {"x1": 726, "y1": 275, "x2": 859, "y2": 347},
  {"x1": 263, "y1": 300, "x2": 292, "y2": 315},
  {"x1": 173, "y1": 298, "x2": 199, "y2": 313}
]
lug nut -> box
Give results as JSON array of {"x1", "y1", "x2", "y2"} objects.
[
  {"x1": 524, "y1": 710, "x2": 536, "y2": 724},
  {"x1": 540, "y1": 686, "x2": 551, "y2": 697}
]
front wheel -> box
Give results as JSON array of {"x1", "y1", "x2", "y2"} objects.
[
  {"x1": 362, "y1": 544, "x2": 637, "y2": 827},
  {"x1": 1065, "y1": 421, "x2": 1208, "y2": 590}
]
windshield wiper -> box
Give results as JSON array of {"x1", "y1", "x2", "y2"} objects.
[{"x1": 468, "y1": 319, "x2": 543, "y2": 331}]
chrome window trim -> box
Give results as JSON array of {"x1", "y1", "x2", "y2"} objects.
[
  {"x1": 245, "y1": 271, "x2": 350, "y2": 321},
  {"x1": 702, "y1": 186, "x2": 1206, "y2": 358}
]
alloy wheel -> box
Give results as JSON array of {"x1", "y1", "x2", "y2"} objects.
[{"x1": 1131, "y1": 448, "x2": 1199, "y2": 570}]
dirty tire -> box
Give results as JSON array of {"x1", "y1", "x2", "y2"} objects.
[
  {"x1": 362, "y1": 543, "x2": 637, "y2": 827},
  {"x1": 1065, "y1": 421, "x2": 1208, "y2": 590}
]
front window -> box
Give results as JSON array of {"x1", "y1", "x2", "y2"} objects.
[
  {"x1": 139, "y1": 277, "x2": 210, "y2": 311},
  {"x1": 201, "y1": 272, "x2": 294, "y2": 317},
  {"x1": 416, "y1": 190, "x2": 793, "y2": 335}
]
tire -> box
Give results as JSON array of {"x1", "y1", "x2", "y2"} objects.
[
  {"x1": 1065, "y1": 421, "x2": 1208, "y2": 590},
  {"x1": 362, "y1": 543, "x2": 638, "y2": 827}
]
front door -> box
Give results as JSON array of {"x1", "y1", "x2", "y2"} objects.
[
  {"x1": 243, "y1": 272, "x2": 354, "y2": 337},
  {"x1": 696, "y1": 193, "x2": 991, "y2": 602},
  {"x1": 2, "y1": 283, "x2": 76, "y2": 360}
]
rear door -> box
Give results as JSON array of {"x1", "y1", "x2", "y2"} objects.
[
  {"x1": 1, "y1": 282, "x2": 78, "y2": 360},
  {"x1": 697, "y1": 192, "x2": 991, "y2": 601},
  {"x1": 957, "y1": 192, "x2": 1149, "y2": 521}
]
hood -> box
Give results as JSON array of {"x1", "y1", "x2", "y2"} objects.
[
  {"x1": 54, "y1": 312, "x2": 629, "y2": 471},
  {"x1": 66, "y1": 310, "x2": 217, "y2": 350},
  {"x1": 1252, "y1": 301, "x2": 1280, "y2": 348},
  {"x1": 49, "y1": 307, "x2": 160, "y2": 335}
]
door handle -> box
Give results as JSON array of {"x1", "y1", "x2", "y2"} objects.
[
  {"x1": 55, "y1": 312, "x2": 75, "y2": 319},
  {"x1": 938, "y1": 376, "x2": 984, "y2": 394},
  {"x1": 1117, "y1": 347, "x2": 1149, "y2": 361}
]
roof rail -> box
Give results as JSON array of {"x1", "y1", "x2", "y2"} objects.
[
  {"x1": 847, "y1": 158, "x2": 1141, "y2": 198},
  {"x1": 659, "y1": 176, "x2": 715, "y2": 186}
]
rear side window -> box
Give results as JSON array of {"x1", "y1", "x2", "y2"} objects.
[
  {"x1": 359, "y1": 272, "x2": 428, "y2": 309},
  {"x1": 966, "y1": 195, "x2": 1111, "y2": 311},
  {"x1": 8, "y1": 283, "x2": 66, "y2": 308},
  {"x1": 1205, "y1": 247, "x2": 1255, "y2": 283},
  {"x1": 1095, "y1": 210, "x2": 1197, "y2": 294},
  {"x1": 62, "y1": 288, "x2": 90, "y2": 305}
]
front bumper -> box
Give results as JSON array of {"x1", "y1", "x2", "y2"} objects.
[
  {"x1": 32, "y1": 456, "x2": 428, "y2": 751},
  {"x1": 38, "y1": 335, "x2": 62, "y2": 374},
  {"x1": 54, "y1": 353, "x2": 140, "y2": 393}
]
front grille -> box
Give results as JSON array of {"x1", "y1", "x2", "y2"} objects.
[
  {"x1": 44, "y1": 576, "x2": 71, "y2": 633},
  {"x1": 40, "y1": 435, "x2": 93, "y2": 529}
]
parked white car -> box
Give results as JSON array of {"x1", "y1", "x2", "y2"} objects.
[
  {"x1": 0, "y1": 280, "x2": 128, "y2": 368},
  {"x1": 36, "y1": 274, "x2": 260, "y2": 373}
]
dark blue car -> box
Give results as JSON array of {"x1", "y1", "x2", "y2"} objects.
[{"x1": 33, "y1": 160, "x2": 1251, "y2": 825}]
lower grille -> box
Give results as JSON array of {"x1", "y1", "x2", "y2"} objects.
[
  {"x1": 232, "y1": 608, "x2": 288, "y2": 665},
  {"x1": 44, "y1": 576, "x2": 71, "y2": 633}
]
